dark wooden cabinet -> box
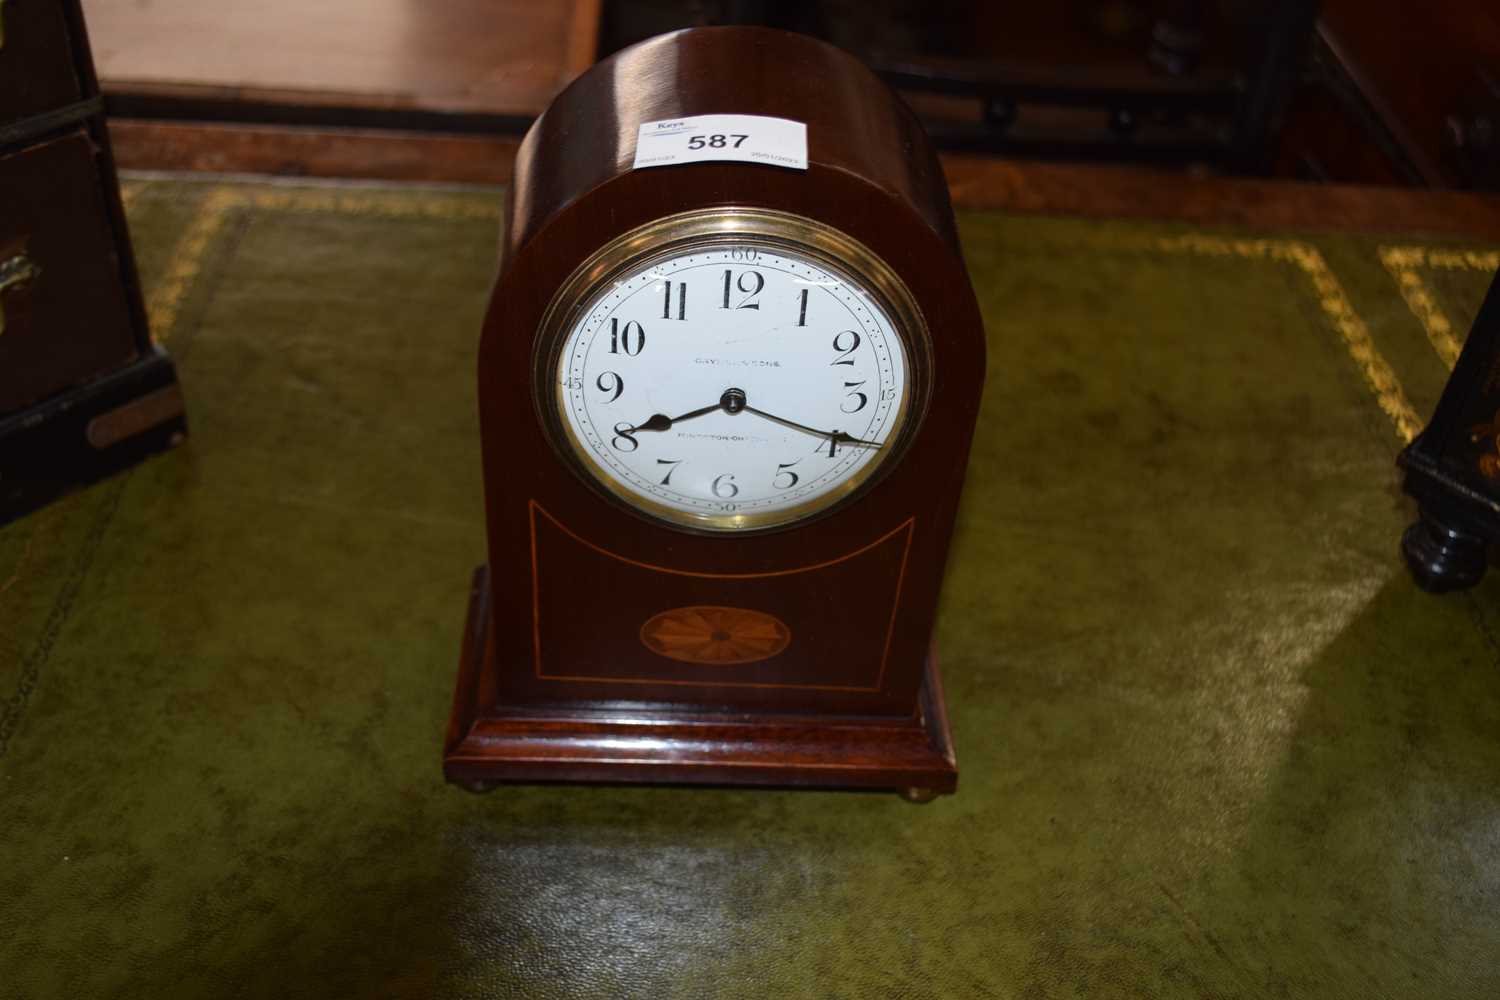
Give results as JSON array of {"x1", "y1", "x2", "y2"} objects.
[
  {"x1": 0, "y1": 0, "x2": 83, "y2": 121},
  {"x1": 0, "y1": 131, "x2": 139, "y2": 412},
  {"x1": 0, "y1": 0, "x2": 185, "y2": 521},
  {"x1": 1276, "y1": 0, "x2": 1500, "y2": 188}
]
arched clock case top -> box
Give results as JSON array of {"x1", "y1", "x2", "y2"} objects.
[{"x1": 445, "y1": 26, "x2": 986, "y2": 797}]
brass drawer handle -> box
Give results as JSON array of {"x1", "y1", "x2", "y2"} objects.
[{"x1": 0, "y1": 253, "x2": 41, "y2": 336}]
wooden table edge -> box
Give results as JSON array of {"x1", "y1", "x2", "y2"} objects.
[
  {"x1": 106, "y1": 119, "x2": 1500, "y2": 240},
  {"x1": 941, "y1": 155, "x2": 1500, "y2": 240}
]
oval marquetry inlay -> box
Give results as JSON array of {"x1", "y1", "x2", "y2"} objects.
[{"x1": 639, "y1": 605, "x2": 791, "y2": 665}]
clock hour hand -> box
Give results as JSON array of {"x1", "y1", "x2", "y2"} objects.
[
  {"x1": 742, "y1": 404, "x2": 883, "y2": 450},
  {"x1": 622, "y1": 401, "x2": 721, "y2": 435},
  {"x1": 622, "y1": 388, "x2": 753, "y2": 435}
]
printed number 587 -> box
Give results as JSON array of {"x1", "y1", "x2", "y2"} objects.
[{"x1": 688, "y1": 134, "x2": 749, "y2": 150}]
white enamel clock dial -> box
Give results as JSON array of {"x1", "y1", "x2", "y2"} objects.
[{"x1": 551, "y1": 234, "x2": 918, "y2": 531}]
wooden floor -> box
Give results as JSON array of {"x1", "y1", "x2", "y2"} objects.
[{"x1": 82, "y1": 0, "x2": 599, "y2": 117}]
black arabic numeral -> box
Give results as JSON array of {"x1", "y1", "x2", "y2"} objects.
[
  {"x1": 662, "y1": 280, "x2": 686, "y2": 320},
  {"x1": 796, "y1": 287, "x2": 808, "y2": 327},
  {"x1": 841, "y1": 380, "x2": 868, "y2": 413},
  {"x1": 831, "y1": 329, "x2": 861, "y2": 365},
  {"x1": 738, "y1": 271, "x2": 764, "y2": 308},
  {"x1": 595, "y1": 371, "x2": 624, "y2": 403},
  {"x1": 656, "y1": 459, "x2": 683, "y2": 486},
  {"x1": 720, "y1": 269, "x2": 763, "y2": 310},
  {"x1": 609, "y1": 318, "x2": 645, "y2": 356},
  {"x1": 773, "y1": 461, "x2": 801, "y2": 489},
  {"x1": 611, "y1": 422, "x2": 639, "y2": 452},
  {"x1": 712, "y1": 473, "x2": 739, "y2": 499}
]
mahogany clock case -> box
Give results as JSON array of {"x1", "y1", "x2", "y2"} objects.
[{"x1": 446, "y1": 28, "x2": 986, "y2": 792}]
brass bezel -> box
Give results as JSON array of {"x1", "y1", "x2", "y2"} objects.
[{"x1": 532, "y1": 207, "x2": 932, "y2": 533}]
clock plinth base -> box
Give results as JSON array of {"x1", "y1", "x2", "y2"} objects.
[{"x1": 443, "y1": 566, "x2": 958, "y2": 796}]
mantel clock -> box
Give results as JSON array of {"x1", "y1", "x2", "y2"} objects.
[{"x1": 444, "y1": 27, "x2": 986, "y2": 799}]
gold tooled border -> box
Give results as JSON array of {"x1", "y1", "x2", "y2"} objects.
[
  {"x1": 6, "y1": 181, "x2": 1457, "y2": 700},
  {"x1": 1155, "y1": 235, "x2": 1423, "y2": 443},
  {"x1": 1380, "y1": 245, "x2": 1500, "y2": 372},
  {"x1": 122, "y1": 181, "x2": 500, "y2": 348},
  {"x1": 119, "y1": 181, "x2": 1426, "y2": 447}
]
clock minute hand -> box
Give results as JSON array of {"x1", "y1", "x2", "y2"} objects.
[
  {"x1": 827, "y1": 430, "x2": 884, "y2": 449},
  {"x1": 742, "y1": 404, "x2": 883, "y2": 449}
]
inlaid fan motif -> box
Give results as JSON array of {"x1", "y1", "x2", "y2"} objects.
[{"x1": 639, "y1": 605, "x2": 792, "y2": 665}]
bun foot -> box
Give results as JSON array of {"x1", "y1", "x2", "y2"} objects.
[{"x1": 1402, "y1": 511, "x2": 1488, "y2": 592}]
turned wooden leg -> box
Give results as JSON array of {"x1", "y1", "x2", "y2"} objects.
[{"x1": 1402, "y1": 509, "x2": 1488, "y2": 592}]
